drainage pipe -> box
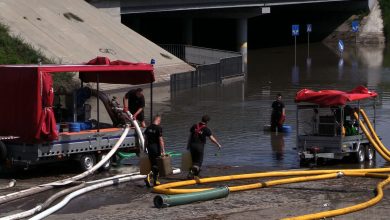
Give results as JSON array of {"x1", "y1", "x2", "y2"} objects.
[
  {"x1": 1, "y1": 172, "x2": 142, "y2": 220},
  {"x1": 0, "y1": 182, "x2": 86, "y2": 220},
  {"x1": 0, "y1": 125, "x2": 131, "y2": 205},
  {"x1": 154, "y1": 186, "x2": 229, "y2": 208},
  {"x1": 121, "y1": 109, "x2": 145, "y2": 152},
  {"x1": 29, "y1": 169, "x2": 181, "y2": 220}
]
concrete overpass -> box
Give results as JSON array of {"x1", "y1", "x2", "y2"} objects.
[
  {"x1": 120, "y1": 0, "x2": 367, "y2": 15},
  {"x1": 119, "y1": 0, "x2": 368, "y2": 51}
]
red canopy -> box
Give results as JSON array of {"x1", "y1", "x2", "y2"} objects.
[
  {"x1": 79, "y1": 57, "x2": 155, "y2": 84},
  {"x1": 0, "y1": 57, "x2": 154, "y2": 143},
  {"x1": 295, "y1": 86, "x2": 378, "y2": 106}
]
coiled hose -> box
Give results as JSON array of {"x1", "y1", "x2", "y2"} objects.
[{"x1": 153, "y1": 109, "x2": 390, "y2": 220}]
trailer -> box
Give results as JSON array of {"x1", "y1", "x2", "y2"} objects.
[
  {"x1": 295, "y1": 86, "x2": 378, "y2": 165},
  {"x1": 0, "y1": 57, "x2": 155, "y2": 171}
]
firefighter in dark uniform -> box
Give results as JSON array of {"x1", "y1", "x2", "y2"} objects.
[
  {"x1": 144, "y1": 115, "x2": 165, "y2": 187},
  {"x1": 271, "y1": 93, "x2": 286, "y2": 132},
  {"x1": 187, "y1": 115, "x2": 222, "y2": 179},
  {"x1": 123, "y1": 88, "x2": 146, "y2": 127}
]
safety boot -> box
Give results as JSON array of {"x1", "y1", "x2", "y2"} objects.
[
  {"x1": 144, "y1": 172, "x2": 152, "y2": 187},
  {"x1": 153, "y1": 174, "x2": 160, "y2": 186},
  {"x1": 187, "y1": 170, "x2": 194, "y2": 180}
]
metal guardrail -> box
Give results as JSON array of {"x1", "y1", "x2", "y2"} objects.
[{"x1": 162, "y1": 44, "x2": 244, "y2": 91}]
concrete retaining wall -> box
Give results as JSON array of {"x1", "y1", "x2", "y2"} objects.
[
  {"x1": 0, "y1": 0, "x2": 194, "y2": 90},
  {"x1": 324, "y1": 0, "x2": 385, "y2": 45}
]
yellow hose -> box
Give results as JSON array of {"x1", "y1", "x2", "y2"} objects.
[
  {"x1": 154, "y1": 108, "x2": 390, "y2": 219},
  {"x1": 359, "y1": 109, "x2": 390, "y2": 157},
  {"x1": 353, "y1": 112, "x2": 390, "y2": 161},
  {"x1": 153, "y1": 168, "x2": 390, "y2": 194},
  {"x1": 283, "y1": 174, "x2": 390, "y2": 220}
]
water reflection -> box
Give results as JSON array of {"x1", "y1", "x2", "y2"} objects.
[
  {"x1": 94, "y1": 42, "x2": 390, "y2": 170},
  {"x1": 291, "y1": 66, "x2": 300, "y2": 86},
  {"x1": 270, "y1": 132, "x2": 285, "y2": 161},
  {"x1": 338, "y1": 57, "x2": 344, "y2": 80}
]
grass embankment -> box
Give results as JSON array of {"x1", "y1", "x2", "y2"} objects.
[
  {"x1": 379, "y1": 0, "x2": 390, "y2": 44},
  {"x1": 0, "y1": 23, "x2": 76, "y2": 90}
]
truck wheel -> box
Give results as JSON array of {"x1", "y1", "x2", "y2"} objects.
[
  {"x1": 365, "y1": 144, "x2": 376, "y2": 161},
  {"x1": 354, "y1": 146, "x2": 365, "y2": 163},
  {"x1": 0, "y1": 141, "x2": 7, "y2": 161},
  {"x1": 79, "y1": 154, "x2": 96, "y2": 171},
  {"x1": 98, "y1": 154, "x2": 111, "y2": 172}
]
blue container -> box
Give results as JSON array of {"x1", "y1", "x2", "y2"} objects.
[
  {"x1": 56, "y1": 124, "x2": 61, "y2": 133},
  {"x1": 263, "y1": 124, "x2": 292, "y2": 133},
  {"x1": 69, "y1": 123, "x2": 81, "y2": 132},
  {"x1": 79, "y1": 122, "x2": 92, "y2": 130},
  {"x1": 281, "y1": 125, "x2": 292, "y2": 133}
]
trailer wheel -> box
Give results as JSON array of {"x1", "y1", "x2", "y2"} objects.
[
  {"x1": 98, "y1": 153, "x2": 111, "y2": 172},
  {"x1": 0, "y1": 141, "x2": 6, "y2": 161},
  {"x1": 79, "y1": 154, "x2": 96, "y2": 171},
  {"x1": 365, "y1": 144, "x2": 376, "y2": 161},
  {"x1": 354, "y1": 146, "x2": 365, "y2": 163}
]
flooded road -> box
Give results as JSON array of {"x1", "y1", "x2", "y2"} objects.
[
  {"x1": 1, "y1": 42, "x2": 390, "y2": 218},
  {"x1": 5, "y1": 42, "x2": 389, "y2": 178},
  {"x1": 121, "y1": 42, "x2": 390, "y2": 170}
]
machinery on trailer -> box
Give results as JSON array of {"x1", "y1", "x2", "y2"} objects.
[
  {"x1": 0, "y1": 57, "x2": 155, "y2": 171},
  {"x1": 295, "y1": 86, "x2": 378, "y2": 165}
]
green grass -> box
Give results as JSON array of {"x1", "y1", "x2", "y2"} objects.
[
  {"x1": 379, "y1": 0, "x2": 390, "y2": 43},
  {"x1": 0, "y1": 23, "x2": 49, "y2": 64},
  {"x1": 0, "y1": 23, "x2": 77, "y2": 90}
]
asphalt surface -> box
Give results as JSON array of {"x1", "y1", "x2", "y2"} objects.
[{"x1": 1, "y1": 164, "x2": 390, "y2": 220}]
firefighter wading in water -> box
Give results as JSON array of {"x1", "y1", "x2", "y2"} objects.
[
  {"x1": 271, "y1": 93, "x2": 286, "y2": 132},
  {"x1": 144, "y1": 115, "x2": 165, "y2": 187},
  {"x1": 187, "y1": 115, "x2": 222, "y2": 179}
]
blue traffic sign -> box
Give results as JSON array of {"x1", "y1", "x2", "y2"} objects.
[
  {"x1": 352, "y1": 20, "x2": 359, "y2": 32},
  {"x1": 307, "y1": 24, "x2": 312, "y2": 33},
  {"x1": 338, "y1": 40, "x2": 344, "y2": 53},
  {"x1": 292, "y1": 25, "x2": 299, "y2": 36}
]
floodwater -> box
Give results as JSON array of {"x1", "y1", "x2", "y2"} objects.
[
  {"x1": 2, "y1": 42, "x2": 390, "y2": 217},
  {"x1": 103, "y1": 42, "x2": 390, "y2": 170}
]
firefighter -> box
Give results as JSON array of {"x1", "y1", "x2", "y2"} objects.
[
  {"x1": 187, "y1": 115, "x2": 222, "y2": 179},
  {"x1": 123, "y1": 88, "x2": 146, "y2": 127},
  {"x1": 144, "y1": 115, "x2": 165, "y2": 187},
  {"x1": 271, "y1": 93, "x2": 285, "y2": 132}
]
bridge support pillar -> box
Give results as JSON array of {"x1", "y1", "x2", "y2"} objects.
[
  {"x1": 237, "y1": 18, "x2": 247, "y2": 72},
  {"x1": 183, "y1": 18, "x2": 193, "y2": 45}
]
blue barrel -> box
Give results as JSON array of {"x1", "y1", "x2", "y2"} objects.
[{"x1": 69, "y1": 123, "x2": 81, "y2": 132}]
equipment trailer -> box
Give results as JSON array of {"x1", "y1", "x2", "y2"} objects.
[
  {"x1": 0, "y1": 57, "x2": 155, "y2": 171},
  {"x1": 295, "y1": 86, "x2": 378, "y2": 165}
]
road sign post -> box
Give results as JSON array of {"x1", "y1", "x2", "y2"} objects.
[
  {"x1": 292, "y1": 24, "x2": 299, "y2": 66},
  {"x1": 307, "y1": 24, "x2": 312, "y2": 58},
  {"x1": 352, "y1": 20, "x2": 359, "y2": 44}
]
